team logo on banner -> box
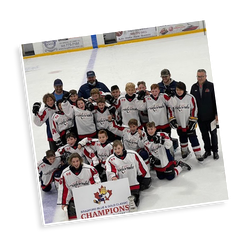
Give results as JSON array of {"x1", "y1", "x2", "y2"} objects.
[{"x1": 93, "y1": 185, "x2": 112, "y2": 204}]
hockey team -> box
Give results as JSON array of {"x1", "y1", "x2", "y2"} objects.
[{"x1": 35, "y1": 69, "x2": 219, "y2": 220}]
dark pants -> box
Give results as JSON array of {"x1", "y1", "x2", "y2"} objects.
[{"x1": 198, "y1": 120, "x2": 218, "y2": 153}]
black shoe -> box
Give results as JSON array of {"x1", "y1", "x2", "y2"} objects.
[
  {"x1": 203, "y1": 151, "x2": 211, "y2": 159},
  {"x1": 213, "y1": 152, "x2": 219, "y2": 160},
  {"x1": 177, "y1": 161, "x2": 191, "y2": 171}
]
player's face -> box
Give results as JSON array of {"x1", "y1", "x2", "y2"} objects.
[
  {"x1": 67, "y1": 137, "x2": 77, "y2": 146},
  {"x1": 71, "y1": 157, "x2": 81, "y2": 169},
  {"x1": 111, "y1": 89, "x2": 120, "y2": 99},
  {"x1": 98, "y1": 133, "x2": 108, "y2": 144},
  {"x1": 138, "y1": 84, "x2": 146, "y2": 91},
  {"x1": 97, "y1": 102, "x2": 105, "y2": 111},
  {"x1": 77, "y1": 100, "x2": 85, "y2": 110},
  {"x1": 70, "y1": 94, "x2": 78, "y2": 103},
  {"x1": 129, "y1": 124, "x2": 138, "y2": 134},
  {"x1": 92, "y1": 93, "x2": 100, "y2": 102},
  {"x1": 114, "y1": 145, "x2": 123, "y2": 156},
  {"x1": 47, "y1": 156, "x2": 56, "y2": 164},
  {"x1": 151, "y1": 88, "x2": 160, "y2": 98},
  {"x1": 147, "y1": 126, "x2": 157, "y2": 136},
  {"x1": 176, "y1": 88, "x2": 184, "y2": 97},
  {"x1": 126, "y1": 87, "x2": 135, "y2": 96},
  {"x1": 46, "y1": 97, "x2": 55, "y2": 107}
]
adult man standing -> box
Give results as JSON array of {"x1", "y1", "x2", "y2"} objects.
[
  {"x1": 52, "y1": 79, "x2": 69, "y2": 101},
  {"x1": 190, "y1": 69, "x2": 219, "y2": 160},
  {"x1": 78, "y1": 71, "x2": 110, "y2": 99},
  {"x1": 158, "y1": 69, "x2": 177, "y2": 97}
]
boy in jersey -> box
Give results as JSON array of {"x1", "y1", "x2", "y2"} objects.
[
  {"x1": 170, "y1": 82, "x2": 203, "y2": 161},
  {"x1": 105, "y1": 140, "x2": 151, "y2": 207},
  {"x1": 57, "y1": 153, "x2": 101, "y2": 220},
  {"x1": 37, "y1": 150, "x2": 63, "y2": 192},
  {"x1": 78, "y1": 130, "x2": 113, "y2": 182},
  {"x1": 142, "y1": 122, "x2": 191, "y2": 180}
]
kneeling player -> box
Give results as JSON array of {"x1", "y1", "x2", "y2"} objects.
[
  {"x1": 105, "y1": 140, "x2": 151, "y2": 207},
  {"x1": 142, "y1": 122, "x2": 191, "y2": 180},
  {"x1": 57, "y1": 153, "x2": 101, "y2": 220}
]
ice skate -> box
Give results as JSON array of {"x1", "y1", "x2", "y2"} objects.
[
  {"x1": 181, "y1": 148, "x2": 191, "y2": 160},
  {"x1": 177, "y1": 160, "x2": 191, "y2": 171},
  {"x1": 196, "y1": 154, "x2": 204, "y2": 162}
]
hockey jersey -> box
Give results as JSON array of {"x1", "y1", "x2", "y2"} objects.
[
  {"x1": 172, "y1": 93, "x2": 198, "y2": 131},
  {"x1": 142, "y1": 132, "x2": 174, "y2": 172},
  {"x1": 37, "y1": 152, "x2": 61, "y2": 189},
  {"x1": 61, "y1": 100, "x2": 96, "y2": 138},
  {"x1": 33, "y1": 105, "x2": 58, "y2": 141},
  {"x1": 57, "y1": 164, "x2": 100, "y2": 205},
  {"x1": 108, "y1": 120, "x2": 146, "y2": 152},
  {"x1": 51, "y1": 111, "x2": 74, "y2": 142},
  {"x1": 105, "y1": 150, "x2": 150, "y2": 191},
  {"x1": 94, "y1": 107, "x2": 112, "y2": 130},
  {"x1": 136, "y1": 94, "x2": 174, "y2": 130},
  {"x1": 116, "y1": 94, "x2": 141, "y2": 126}
]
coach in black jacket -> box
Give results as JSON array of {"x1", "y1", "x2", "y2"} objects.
[{"x1": 190, "y1": 69, "x2": 219, "y2": 160}]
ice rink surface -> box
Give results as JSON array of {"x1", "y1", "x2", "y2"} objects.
[{"x1": 23, "y1": 32, "x2": 228, "y2": 224}]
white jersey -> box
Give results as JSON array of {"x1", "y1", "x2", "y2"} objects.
[
  {"x1": 116, "y1": 94, "x2": 141, "y2": 126},
  {"x1": 94, "y1": 107, "x2": 112, "y2": 130},
  {"x1": 85, "y1": 139, "x2": 113, "y2": 168},
  {"x1": 51, "y1": 111, "x2": 74, "y2": 142},
  {"x1": 105, "y1": 150, "x2": 150, "y2": 191},
  {"x1": 141, "y1": 132, "x2": 173, "y2": 171},
  {"x1": 57, "y1": 164, "x2": 100, "y2": 205},
  {"x1": 62, "y1": 100, "x2": 96, "y2": 138},
  {"x1": 172, "y1": 93, "x2": 198, "y2": 130},
  {"x1": 37, "y1": 152, "x2": 61, "y2": 188},
  {"x1": 108, "y1": 120, "x2": 146, "y2": 151},
  {"x1": 33, "y1": 105, "x2": 58, "y2": 141},
  {"x1": 136, "y1": 93, "x2": 174, "y2": 129}
]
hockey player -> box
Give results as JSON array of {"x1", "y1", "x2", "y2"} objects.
[
  {"x1": 37, "y1": 150, "x2": 65, "y2": 192},
  {"x1": 51, "y1": 99, "x2": 75, "y2": 147},
  {"x1": 78, "y1": 130, "x2": 113, "y2": 182},
  {"x1": 169, "y1": 82, "x2": 203, "y2": 161},
  {"x1": 61, "y1": 97, "x2": 97, "y2": 140},
  {"x1": 115, "y1": 82, "x2": 141, "y2": 127},
  {"x1": 106, "y1": 140, "x2": 151, "y2": 207},
  {"x1": 33, "y1": 93, "x2": 58, "y2": 151},
  {"x1": 142, "y1": 121, "x2": 191, "y2": 180},
  {"x1": 107, "y1": 116, "x2": 149, "y2": 167},
  {"x1": 136, "y1": 83, "x2": 174, "y2": 135},
  {"x1": 57, "y1": 153, "x2": 101, "y2": 220}
]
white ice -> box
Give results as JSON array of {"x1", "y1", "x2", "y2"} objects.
[{"x1": 23, "y1": 32, "x2": 228, "y2": 224}]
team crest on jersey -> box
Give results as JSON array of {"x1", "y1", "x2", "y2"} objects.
[{"x1": 93, "y1": 185, "x2": 112, "y2": 204}]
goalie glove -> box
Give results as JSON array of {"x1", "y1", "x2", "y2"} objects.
[{"x1": 188, "y1": 117, "x2": 198, "y2": 131}]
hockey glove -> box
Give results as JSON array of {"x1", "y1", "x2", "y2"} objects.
[
  {"x1": 137, "y1": 90, "x2": 146, "y2": 100},
  {"x1": 188, "y1": 117, "x2": 198, "y2": 131},
  {"x1": 153, "y1": 135, "x2": 165, "y2": 145},
  {"x1": 85, "y1": 101, "x2": 95, "y2": 111},
  {"x1": 108, "y1": 106, "x2": 116, "y2": 116},
  {"x1": 56, "y1": 139, "x2": 63, "y2": 148},
  {"x1": 32, "y1": 102, "x2": 41, "y2": 115},
  {"x1": 169, "y1": 117, "x2": 178, "y2": 129},
  {"x1": 62, "y1": 92, "x2": 71, "y2": 102},
  {"x1": 105, "y1": 94, "x2": 116, "y2": 105},
  {"x1": 149, "y1": 155, "x2": 161, "y2": 166}
]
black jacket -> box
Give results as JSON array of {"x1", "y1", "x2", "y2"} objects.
[{"x1": 190, "y1": 80, "x2": 217, "y2": 122}]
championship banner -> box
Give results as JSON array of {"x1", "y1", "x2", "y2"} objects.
[
  {"x1": 116, "y1": 27, "x2": 157, "y2": 42},
  {"x1": 72, "y1": 178, "x2": 131, "y2": 220},
  {"x1": 42, "y1": 37, "x2": 83, "y2": 53}
]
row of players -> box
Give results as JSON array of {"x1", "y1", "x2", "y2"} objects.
[
  {"x1": 38, "y1": 123, "x2": 192, "y2": 219},
  {"x1": 33, "y1": 80, "x2": 202, "y2": 162}
]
